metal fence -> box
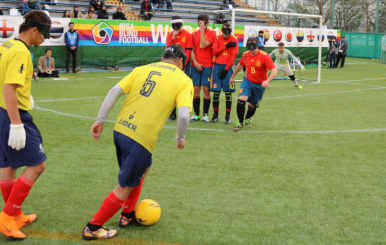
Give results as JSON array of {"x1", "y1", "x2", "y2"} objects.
[{"x1": 344, "y1": 32, "x2": 384, "y2": 59}]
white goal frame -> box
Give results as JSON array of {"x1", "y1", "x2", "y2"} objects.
[{"x1": 213, "y1": 9, "x2": 323, "y2": 83}]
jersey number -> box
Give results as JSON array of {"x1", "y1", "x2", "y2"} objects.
[
  {"x1": 229, "y1": 83, "x2": 235, "y2": 89},
  {"x1": 140, "y1": 71, "x2": 161, "y2": 97},
  {"x1": 251, "y1": 67, "x2": 256, "y2": 74},
  {"x1": 222, "y1": 49, "x2": 228, "y2": 56}
]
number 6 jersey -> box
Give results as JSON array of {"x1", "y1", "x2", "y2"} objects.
[
  {"x1": 114, "y1": 61, "x2": 193, "y2": 153},
  {"x1": 239, "y1": 50, "x2": 276, "y2": 84}
]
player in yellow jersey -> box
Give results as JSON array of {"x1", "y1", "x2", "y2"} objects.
[
  {"x1": 0, "y1": 11, "x2": 51, "y2": 241},
  {"x1": 82, "y1": 44, "x2": 193, "y2": 240}
]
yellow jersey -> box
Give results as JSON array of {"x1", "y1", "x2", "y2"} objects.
[
  {"x1": 114, "y1": 61, "x2": 193, "y2": 153},
  {"x1": 0, "y1": 39, "x2": 33, "y2": 111}
]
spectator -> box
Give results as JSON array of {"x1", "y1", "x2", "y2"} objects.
[
  {"x1": 86, "y1": 10, "x2": 96, "y2": 19},
  {"x1": 215, "y1": 7, "x2": 226, "y2": 24},
  {"x1": 28, "y1": 0, "x2": 42, "y2": 11},
  {"x1": 37, "y1": 48, "x2": 59, "y2": 77},
  {"x1": 140, "y1": 0, "x2": 153, "y2": 21},
  {"x1": 70, "y1": 5, "x2": 83, "y2": 18},
  {"x1": 97, "y1": 5, "x2": 109, "y2": 19},
  {"x1": 0, "y1": 6, "x2": 3, "y2": 15},
  {"x1": 335, "y1": 35, "x2": 348, "y2": 68},
  {"x1": 90, "y1": 0, "x2": 105, "y2": 11},
  {"x1": 62, "y1": 9, "x2": 70, "y2": 18},
  {"x1": 223, "y1": 0, "x2": 236, "y2": 8},
  {"x1": 112, "y1": 6, "x2": 127, "y2": 20},
  {"x1": 87, "y1": 6, "x2": 97, "y2": 19},
  {"x1": 163, "y1": 1, "x2": 172, "y2": 9},
  {"x1": 16, "y1": 0, "x2": 40, "y2": 15},
  {"x1": 257, "y1": 30, "x2": 267, "y2": 50},
  {"x1": 151, "y1": 0, "x2": 159, "y2": 8},
  {"x1": 328, "y1": 36, "x2": 338, "y2": 69},
  {"x1": 65, "y1": 22, "x2": 79, "y2": 73}
]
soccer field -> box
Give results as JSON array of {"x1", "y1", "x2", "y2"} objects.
[{"x1": 1, "y1": 57, "x2": 385, "y2": 245}]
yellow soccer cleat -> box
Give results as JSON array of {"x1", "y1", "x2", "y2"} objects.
[
  {"x1": 0, "y1": 211, "x2": 26, "y2": 240},
  {"x1": 14, "y1": 212, "x2": 37, "y2": 229},
  {"x1": 294, "y1": 85, "x2": 303, "y2": 89},
  {"x1": 82, "y1": 225, "x2": 118, "y2": 240}
]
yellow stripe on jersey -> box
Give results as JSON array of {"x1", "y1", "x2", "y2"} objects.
[
  {"x1": 0, "y1": 39, "x2": 33, "y2": 111},
  {"x1": 114, "y1": 61, "x2": 193, "y2": 153}
]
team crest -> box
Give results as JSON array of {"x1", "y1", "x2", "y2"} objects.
[
  {"x1": 182, "y1": 36, "x2": 186, "y2": 42},
  {"x1": 18, "y1": 64, "x2": 25, "y2": 74},
  {"x1": 256, "y1": 60, "x2": 261, "y2": 67}
]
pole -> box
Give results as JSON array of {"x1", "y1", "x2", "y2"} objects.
[
  {"x1": 331, "y1": 0, "x2": 335, "y2": 29},
  {"x1": 317, "y1": 17, "x2": 322, "y2": 83},
  {"x1": 376, "y1": 0, "x2": 380, "y2": 33},
  {"x1": 293, "y1": 0, "x2": 296, "y2": 27},
  {"x1": 231, "y1": 8, "x2": 235, "y2": 35},
  {"x1": 268, "y1": 0, "x2": 270, "y2": 11}
]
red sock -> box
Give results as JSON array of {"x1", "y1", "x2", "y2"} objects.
[
  {"x1": 2, "y1": 175, "x2": 34, "y2": 216},
  {"x1": 0, "y1": 179, "x2": 16, "y2": 204},
  {"x1": 90, "y1": 191, "x2": 124, "y2": 226},
  {"x1": 122, "y1": 177, "x2": 145, "y2": 213}
]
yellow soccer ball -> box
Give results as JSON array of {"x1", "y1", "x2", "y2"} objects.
[{"x1": 135, "y1": 199, "x2": 161, "y2": 226}]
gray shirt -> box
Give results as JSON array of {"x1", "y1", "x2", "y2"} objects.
[
  {"x1": 330, "y1": 41, "x2": 338, "y2": 54},
  {"x1": 338, "y1": 41, "x2": 348, "y2": 55}
]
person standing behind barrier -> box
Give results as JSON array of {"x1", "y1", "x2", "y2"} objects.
[
  {"x1": 65, "y1": 22, "x2": 79, "y2": 74},
  {"x1": 257, "y1": 30, "x2": 267, "y2": 50},
  {"x1": 70, "y1": 5, "x2": 83, "y2": 18},
  {"x1": 113, "y1": 7, "x2": 127, "y2": 20},
  {"x1": 335, "y1": 35, "x2": 348, "y2": 68},
  {"x1": 140, "y1": 0, "x2": 153, "y2": 21}
]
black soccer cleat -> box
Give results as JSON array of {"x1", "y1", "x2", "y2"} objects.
[
  {"x1": 209, "y1": 115, "x2": 219, "y2": 123},
  {"x1": 225, "y1": 116, "x2": 231, "y2": 125},
  {"x1": 118, "y1": 211, "x2": 135, "y2": 228}
]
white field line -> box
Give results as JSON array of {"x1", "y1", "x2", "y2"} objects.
[
  {"x1": 35, "y1": 96, "x2": 106, "y2": 102},
  {"x1": 34, "y1": 106, "x2": 386, "y2": 134}
]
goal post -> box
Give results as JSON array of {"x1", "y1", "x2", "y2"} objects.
[
  {"x1": 213, "y1": 9, "x2": 323, "y2": 83},
  {"x1": 381, "y1": 35, "x2": 386, "y2": 64}
]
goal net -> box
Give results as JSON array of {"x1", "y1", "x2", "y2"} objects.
[{"x1": 212, "y1": 8, "x2": 329, "y2": 84}]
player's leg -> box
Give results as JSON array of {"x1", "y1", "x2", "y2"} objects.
[
  {"x1": 202, "y1": 67, "x2": 212, "y2": 123},
  {"x1": 335, "y1": 54, "x2": 341, "y2": 68},
  {"x1": 66, "y1": 49, "x2": 71, "y2": 73},
  {"x1": 244, "y1": 83, "x2": 265, "y2": 126},
  {"x1": 341, "y1": 55, "x2": 346, "y2": 68},
  {"x1": 222, "y1": 65, "x2": 235, "y2": 124},
  {"x1": 190, "y1": 66, "x2": 201, "y2": 121},
  {"x1": 0, "y1": 167, "x2": 16, "y2": 204},
  {"x1": 210, "y1": 64, "x2": 222, "y2": 123},
  {"x1": 83, "y1": 132, "x2": 152, "y2": 240},
  {"x1": 233, "y1": 77, "x2": 251, "y2": 131},
  {"x1": 119, "y1": 165, "x2": 151, "y2": 227},
  {"x1": 72, "y1": 50, "x2": 77, "y2": 73},
  {"x1": 284, "y1": 65, "x2": 302, "y2": 89}
]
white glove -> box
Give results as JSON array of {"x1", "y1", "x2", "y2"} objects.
[
  {"x1": 8, "y1": 124, "x2": 26, "y2": 151},
  {"x1": 30, "y1": 94, "x2": 34, "y2": 109},
  {"x1": 301, "y1": 66, "x2": 305, "y2": 71}
]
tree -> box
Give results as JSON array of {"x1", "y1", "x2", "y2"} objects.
[{"x1": 334, "y1": 0, "x2": 362, "y2": 31}]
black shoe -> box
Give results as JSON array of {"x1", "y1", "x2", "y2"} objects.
[
  {"x1": 209, "y1": 115, "x2": 219, "y2": 123},
  {"x1": 225, "y1": 116, "x2": 231, "y2": 125},
  {"x1": 118, "y1": 211, "x2": 135, "y2": 228},
  {"x1": 167, "y1": 114, "x2": 176, "y2": 121}
]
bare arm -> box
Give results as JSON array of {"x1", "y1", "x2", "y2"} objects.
[
  {"x1": 261, "y1": 68, "x2": 277, "y2": 88},
  {"x1": 229, "y1": 62, "x2": 243, "y2": 84},
  {"x1": 4, "y1": 84, "x2": 21, "y2": 124},
  {"x1": 200, "y1": 30, "x2": 211, "y2": 49}
]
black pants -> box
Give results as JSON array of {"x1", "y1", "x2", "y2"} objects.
[
  {"x1": 66, "y1": 49, "x2": 77, "y2": 72},
  {"x1": 336, "y1": 54, "x2": 346, "y2": 68},
  {"x1": 38, "y1": 70, "x2": 59, "y2": 77},
  {"x1": 143, "y1": 13, "x2": 153, "y2": 20}
]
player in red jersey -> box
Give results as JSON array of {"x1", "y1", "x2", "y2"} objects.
[
  {"x1": 229, "y1": 37, "x2": 277, "y2": 131},
  {"x1": 210, "y1": 23, "x2": 238, "y2": 124},
  {"x1": 165, "y1": 16, "x2": 193, "y2": 121},
  {"x1": 190, "y1": 14, "x2": 217, "y2": 123}
]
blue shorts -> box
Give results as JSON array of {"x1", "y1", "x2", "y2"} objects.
[
  {"x1": 114, "y1": 131, "x2": 152, "y2": 187},
  {"x1": 0, "y1": 108, "x2": 47, "y2": 170},
  {"x1": 211, "y1": 63, "x2": 235, "y2": 92},
  {"x1": 185, "y1": 61, "x2": 191, "y2": 77},
  {"x1": 239, "y1": 77, "x2": 266, "y2": 107},
  {"x1": 191, "y1": 66, "x2": 212, "y2": 87}
]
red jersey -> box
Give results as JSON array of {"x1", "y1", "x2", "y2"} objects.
[
  {"x1": 193, "y1": 28, "x2": 216, "y2": 67},
  {"x1": 239, "y1": 50, "x2": 276, "y2": 84},
  {"x1": 213, "y1": 34, "x2": 239, "y2": 65},
  {"x1": 166, "y1": 29, "x2": 193, "y2": 62}
]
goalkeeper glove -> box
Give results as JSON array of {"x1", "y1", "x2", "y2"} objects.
[
  {"x1": 225, "y1": 41, "x2": 237, "y2": 49},
  {"x1": 301, "y1": 66, "x2": 305, "y2": 71},
  {"x1": 8, "y1": 124, "x2": 26, "y2": 150},
  {"x1": 218, "y1": 69, "x2": 228, "y2": 79}
]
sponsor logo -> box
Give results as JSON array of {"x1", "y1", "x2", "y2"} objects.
[
  {"x1": 0, "y1": 20, "x2": 14, "y2": 39},
  {"x1": 92, "y1": 22, "x2": 113, "y2": 45}
]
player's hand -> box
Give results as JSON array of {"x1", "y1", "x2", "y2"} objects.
[
  {"x1": 195, "y1": 62, "x2": 203, "y2": 72},
  {"x1": 225, "y1": 41, "x2": 237, "y2": 49},
  {"x1": 261, "y1": 80, "x2": 269, "y2": 88},
  {"x1": 229, "y1": 77, "x2": 235, "y2": 85},
  {"x1": 301, "y1": 66, "x2": 305, "y2": 71},
  {"x1": 91, "y1": 122, "x2": 104, "y2": 141},
  {"x1": 218, "y1": 69, "x2": 228, "y2": 79},
  {"x1": 199, "y1": 21, "x2": 207, "y2": 31},
  {"x1": 176, "y1": 139, "x2": 186, "y2": 149},
  {"x1": 8, "y1": 124, "x2": 26, "y2": 151},
  {"x1": 172, "y1": 31, "x2": 179, "y2": 40}
]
